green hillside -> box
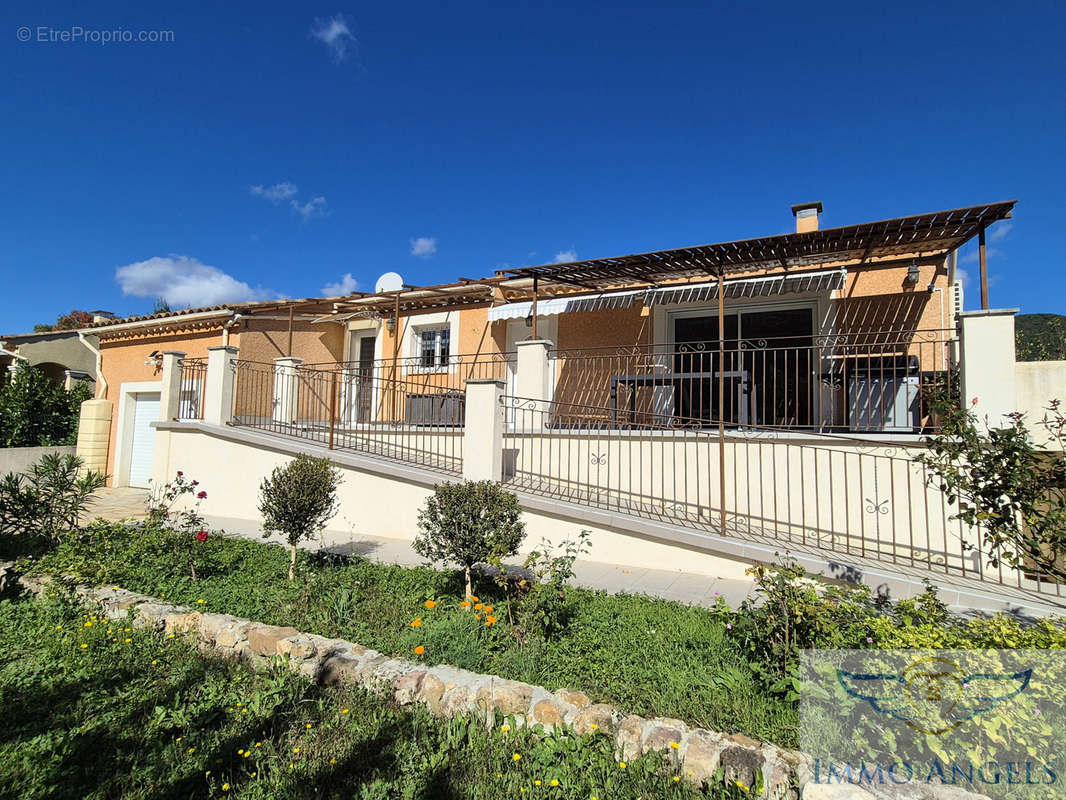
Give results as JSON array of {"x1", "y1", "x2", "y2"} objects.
[{"x1": 1016, "y1": 313, "x2": 1066, "y2": 361}]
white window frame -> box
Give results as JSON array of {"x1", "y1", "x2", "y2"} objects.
[{"x1": 401, "y1": 311, "x2": 461, "y2": 374}]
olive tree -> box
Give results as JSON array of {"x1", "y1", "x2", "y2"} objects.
[
  {"x1": 414, "y1": 480, "x2": 525, "y2": 600},
  {"x1": 258, "y1": 455, "x2": 341, "y2": 580}
]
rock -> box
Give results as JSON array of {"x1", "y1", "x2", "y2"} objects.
[
  {"x1": 441, "y1": 684, "x2": 479, "y2": 717},
  {"x1": 762, "y1": 747, "x2": 802, "y2": 800},
  {"x1": 572, "y1": 704, "x2": 618, "y2": 735},
  {"x1": 531, "y1": 698, "x2": 568, "y2": 727},
  {"x1": 246, "y1": 625, "x2": 299, "y2": 657},
  {"x1": 319, "y1": 653, "x2": 364, "y2": 686},
  {"x1": 643, "y1": 717, "x2": 687, "y2": 755},
  {"x1": 164, "y1": 611, "x2": 202, "y2": 636},
  {"x1": 555, "y1": 689, "x2": 590, "y2": 708},
  {"x1": 393, "y1": 671, "x2": 426, "y2": 705},
  {"x1": 682, "y1": 730, "x2": 724, "y2": 785},
  {"x1": 277, "y1": 635, "x2": 317, "y2": 660},
  {"x1": 616, "y1": 715, "x2": 647, "y2": 761},
  {"x1": 801, "y1": 783, "x2": 876, "y2": 799},
  {"x1": 476, "y1": 680, "x2": 535, "y2": 716},
  {"x1": 215, "y1": 621, "x2": 254, "y2": 650},
  {"x1": 720, "y1": 734, "x2": 765, "y2": 790},
  {"x1": 417, "y1": 673, "x2": 447, "y2": 714}
]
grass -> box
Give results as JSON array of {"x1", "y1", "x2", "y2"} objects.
[
  {"x1": 23, "y1": 521, "x2": 798, "y2": 747},
  {"x1": 0, "y1": 591, "x2": 755, "y2": 800}
]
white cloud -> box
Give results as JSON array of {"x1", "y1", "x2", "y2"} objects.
[
  {"x1": 988, "y1": 221, "x2": 1012, "y2": 243},
  {"x1": 249, "y1": 182, "x2": 298, "y2": 203},
  {"x1": 115, "y1": 255, "x2": 274, "y2": 308},
  {"x1": 410, "y1": 236, "x2": 437, "y2": 258},
  {"x1": 311, "y1": 14, "x2": 356, "y2": 62},
  {"x1": 322, "y1": 273, "x2": 359, "y2": 296},
  {"x1": 291, "y1": 196, "x2": 329, "y2": 221},
  {"x1": 955, "y1": 267, "x2": 970, "y2": 288},
  {"x1": 553, "y1": 249, "x2": 577, "y2": 263},
  {"x1": 961, "y1": 246, "x2": 1004, "y2": 264}
]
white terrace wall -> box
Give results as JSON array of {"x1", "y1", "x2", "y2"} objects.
[
  {"x1": 1015, "y1": 360, "x2": 1066, "y2": 450},
  {"x1": 150, "y1": 425, "x2": 754, "y2": 580}
]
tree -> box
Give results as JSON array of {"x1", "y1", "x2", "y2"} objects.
[
  {"x1": 0, "y1": 363, "x2": 91, "y2": 447},
  {"x1": 258, "y1": 455, "x2": 342, "y2": 580},
  {"x1": 918, "y1": 399, "x2": 1066, "y2": 582},
  {"x1": 33, "y1": 309, "x2": 94, "y2": 332},
  {"x1": 0, "y1": 453, "x2": 106, "y2": 546},
  {"x1": 414, "y1": 480, "x2": 525, "y2": 599}
]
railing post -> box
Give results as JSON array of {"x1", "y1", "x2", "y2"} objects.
[
  {"x1": 328, "y1": 371, "x2": 338, "y2": 449},
  {"x1": 204, "y1": 345, "x2": 239, "y2": 426},
  {"x1": 273, "y1": 356, "x2": 303, "y2": 425},
  {"x1": 516, "y1": 339, "x2": 553, "y2": 431},
  {"x1": 463, "y1": 379, "x2": 505, "y2": 482},
  {"x1": 959, "y1": 309, "x2": 1018, "y2": 431},
  {"x1": 159, "y1": 351, "x2": 186, "y2": 421}
]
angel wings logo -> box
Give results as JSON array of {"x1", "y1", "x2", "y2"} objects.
[{"x1": 838, "y1": 656, "x2": 1032, "y2": 735}]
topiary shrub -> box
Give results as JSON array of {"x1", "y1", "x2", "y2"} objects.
[
  {"x1": 258, "y1": 455, "x2": 342, "y2": 580},
  {"x1": 413, "y1": 480, "x2": 525, "y2": 600}
]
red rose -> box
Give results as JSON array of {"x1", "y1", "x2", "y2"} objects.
[
  {"x1": 176, "y1": 471, "x2": 183, "y2": 477},
  {"x1": 195, "y1": 531, "x2": 208, "y2": 543},
  {"x1": 197, "y1": 491, "x2": 207, "y2": 499}
]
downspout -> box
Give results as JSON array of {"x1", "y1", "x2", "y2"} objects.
[
  {"x1": 77, "y1": 331, "x2": 106, "y2": 399},
  {"x1": 222, "y1": 313, "x2": 243, "y2": 347}
]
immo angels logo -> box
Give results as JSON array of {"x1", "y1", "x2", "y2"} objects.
[{"x1": 838, "y1": 656, "x2": 1032, "y2": 735}]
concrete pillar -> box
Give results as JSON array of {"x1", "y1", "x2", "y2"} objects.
[
  {"x1": 159, "y1": 351, "x2": 186, "y2": 421},
  {"x1": 516, "y1": 339, "x2": 552, "y2": 432},
  {"x1": 463, "y1": 379, "x2": 505, "y2": 482},
  {"x1": 959, "y1": 309, "x2": 1018, "y2": 430},
  {"x1": 204, "y1": 346, "x2": 239, "y2": 426},
  {"x1": 273, "y1": 357, "x2": 303, "y2": 425},
  {"x1": 75, "y1": 398, "x2": 112, "y2": 475}
]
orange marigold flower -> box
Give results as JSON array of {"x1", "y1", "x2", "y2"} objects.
[
  {"x1": 459, "y1": 600, "x2": 470, "y2": 608},
  {"x1": 475, "y1": 613, "x2": 482, "y2": 620},
  {"x1": 485, "y1": 616, "x2": 497, "y2": 626},
  {"x1": 424, "y1": 600, "x2": 437, "y2": 609},
  {"x1": 410, "y1": 618, "x2": 422, "y2": 627},
  {"x1": 474, "y1": 603, "x2": 484, "y2": 611},
  {"x1": 414, "y1": 645, "x2": 425, "y2": 655},
  {"x1": 470, "y1": 596, "x2": 479, "y2": 603},
  {"x1": 484, "y1": 605, "x2": 494, "y2": 613}
]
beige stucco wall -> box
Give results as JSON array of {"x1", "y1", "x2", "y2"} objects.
[
  {"x1": 1015, "y1": 360, "x2": 1066, "y2": 450},
  {"x1": 151, "y1": 425, "x2": 754, "y2": 579}
]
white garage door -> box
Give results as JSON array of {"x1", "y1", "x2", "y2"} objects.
[{"x1": 128, "y1": 393, "x2": 160, "y2": 488}]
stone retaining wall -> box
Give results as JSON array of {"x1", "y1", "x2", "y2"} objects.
[{"x1": 15, "y1": 573, "x2": 970, "y2": 800}]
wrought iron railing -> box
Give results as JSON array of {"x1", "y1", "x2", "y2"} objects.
[
  {"x1": 500, "y1": 393, "x2": 1062, "y2": 599},
  {"x1": 229, "y1": 359, "x2": 465, "y2": 474},
  {"x1": 176, "y1": 358, "x2": 207, "y2": 421},
  {"x1": 547, "y1": 329, "x2": 957, "y2": 434}
]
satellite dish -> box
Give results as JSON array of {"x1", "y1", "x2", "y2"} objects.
[{"x1": 375, "y1": 271, "x2": 404, "y2": 293}]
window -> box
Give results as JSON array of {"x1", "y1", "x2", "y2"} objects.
[{"x1": 416, "y1": 327, "x2": 451, "y2": 369}]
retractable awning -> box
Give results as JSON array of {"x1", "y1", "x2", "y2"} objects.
[
  {"x1": 486, "y1": 269, "x2": 846, "y2": 321},
  {"x1": 487, "y1": 288, "x2": 645, "y2": 322},
  {"x1": 642, "y1": 268, "x2": 846, "y2": 306}
]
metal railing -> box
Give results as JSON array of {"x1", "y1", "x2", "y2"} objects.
[
  {"x1": 500, "y1": 393, "x2": 1062, "y2": 599},
  {"x1": 547, "y1": 329, "x2": 957, "y2": 434},
  {"x1": 176, "y1": 358, "x2": 207, "y2": 420},
  {"x1": 229, "y1": 359, "x2": 466, "y2": 474}
]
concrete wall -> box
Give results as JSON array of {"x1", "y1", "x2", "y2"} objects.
[
  {"x1": 0, "y1": 445, "x2": 77, "y2": 476},
  {"x1": 152, "y1": 424, "x2": 754, "y2": 580},
  {"x1": 1015, "y1": 360, "x2": 1066, "y2": 449}
]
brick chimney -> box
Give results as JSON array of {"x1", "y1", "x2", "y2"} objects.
[{"x1": 791, "y1": 201, "x2": 823, "y2": 233}]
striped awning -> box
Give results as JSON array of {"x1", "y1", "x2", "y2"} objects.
[
  {"x1": 487, "y1": 269, "x2": 845, "y2": 321},
  {"x1": 642, "y1": 269, "x2": 847, "y2": 306},
  {"x1": 487, "y1": 288, "x2": 645, "y2": 322}
]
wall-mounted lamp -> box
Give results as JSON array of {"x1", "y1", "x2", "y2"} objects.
[
  {"x1": 385, "y1": 316, "x2": 396, "y2": 333},
  {"x1": 905, "y1": 262, "x2": 920, "y2": 286},
  {"x1": 524, "y1": 312, "x2": 534, "y2": 328}
]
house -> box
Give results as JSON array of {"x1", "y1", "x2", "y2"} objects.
[{"x1": 68, "y1": 199, "x2": 1066, "y2": 615}]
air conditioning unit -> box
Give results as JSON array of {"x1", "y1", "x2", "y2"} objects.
[
  {"x1": 847, "y1": 355, "x2": 920, "y2": 432},
  {"x1": 953, "y1": 280, "x2": 964, "y2": 318}
]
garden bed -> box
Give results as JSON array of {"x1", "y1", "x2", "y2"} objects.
[{"x1": 0, "y1": 591, "x2": 750, "y2": 800}]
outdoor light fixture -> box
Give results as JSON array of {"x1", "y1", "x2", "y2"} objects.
[
  {"x1": 905, "y1": 262, "x2": 920, "y2": 285},
  {"x1": 525, "y1": 312, "x2": 534, "y2": 328},
  {"x1": 385, "y1": 316, "x2": 396, "y2": 333}
]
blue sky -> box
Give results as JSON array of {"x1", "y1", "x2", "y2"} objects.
[{"x1": 2, "y1": 0, "x2": 1064, "y2": 332}]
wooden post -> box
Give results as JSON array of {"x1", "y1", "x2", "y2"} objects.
[
  {"x1": 717, "y1": 271, "x2": 727, "y2": 539},
  {"x1": 979, "y1": 226, "x2": 989, "y2": 310},
  {"x1": 287, "y1": 305, "x2": 294, "y2": 357},
  {"x1": 328, "y1": 370, "x2": 338, "y2": 450},
  {"x1": 392, "y1": 293, "x2": 401, "y2": 421},
  {"x1": 531, "y1": 276, "x2": 539, "y2": 340}
]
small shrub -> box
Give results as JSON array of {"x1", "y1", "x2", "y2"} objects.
[
  {"x1": 0, "y1": 453, "x2": 105, "y2": 547},
  {"x1": 145, "y1": 471, "x2": 213, "y2": 580},
  {"x1": 258, "y1": 455, "x2": 342, "y2": 580},
  {"x1": 414, "y1": 480, "x2": 525, "y2": 600},
  {"x1": 500, "y1": 529, "x2": 591, "y2": 640}
]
